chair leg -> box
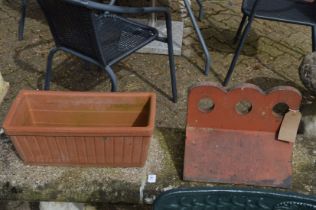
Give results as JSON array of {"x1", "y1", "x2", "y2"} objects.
[
  {"x1": 18, "y1": 0, "x2": 27, "y2": 40},
  {"x1": 44, "y1": 48, "x2": 59, "y2": 90},
  {"x1": 167, "y1": 51, "x2": 178, "y2": 103},
  {"x1": 223, "y1": 16, "x2": 254, "y2": 86},
  {"x1": 165, "y1": 12, "x2": 178, "y2": 103},
  {"x1": 105, "y1": 66, "x2": 118, "y2": 92},
  {"x1": 312, "y1": 26, "x2": 316, "y2": 52},
  {"x1": 196, "y1": 0, "x2": 204, "y2": 21},
  {"x1": 183, "y1": 0, "x2": 211, "y2": 75},
  {"x1": 233, "y1": 14, "x2": 247, "y2": 44},
  {"x1": 167, "y1": 36, "x2": 178, "y2": 103}
]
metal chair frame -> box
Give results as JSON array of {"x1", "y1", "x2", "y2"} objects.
[
  {"x1": 37, "y1": 0, "x2": 177, "y2": 102},
  {"x1": 224, "y1": 0, "x2": 316, "y2": 85},
  {"x1": 183, "y1": 0, "x2": 211, "y2": 75},
  {"x1": 18, "y1": 0, "x2": 27, "y2": 40}
]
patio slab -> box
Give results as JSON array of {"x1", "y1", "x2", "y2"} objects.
[{"x1": 136, "y1": 19, "x2": 184, "y2": 55}]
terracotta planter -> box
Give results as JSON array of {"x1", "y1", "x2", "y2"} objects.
[{"x1": 3, "y1": 90, "x2": 156, "y2": 167}]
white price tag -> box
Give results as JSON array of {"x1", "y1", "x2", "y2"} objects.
[
  {"x1": 278, "y1": 110, "x2": 302, "y2": 143},
  {"x1": 147, "y1": 174, "x2": 157, "y2": 183}
]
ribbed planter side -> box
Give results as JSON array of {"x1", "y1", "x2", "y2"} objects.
[
  {"x1": 3, "y1": 90, "x2": 156, "y2": 167},
  {"x1": 11, "y1": 136, "x2": 150, "y2": 167}
]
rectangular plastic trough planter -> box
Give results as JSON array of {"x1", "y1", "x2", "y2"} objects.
[{"x1": 3, "y1": 90, "x2": 156, "y2": 167}]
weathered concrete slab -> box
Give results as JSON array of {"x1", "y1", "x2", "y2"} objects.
[
  {"x1": 0, "y1": 131, "x2": 164, "y2": 203},
  {"x1": 0, "y1": 129, "x2": 315, "y2": 204},
  {"x1": 2, "y1": 129, "x2": 188, "y2": 206},
  {"x1": 39, "y1": 202, "x2": 84, "y2": 210}
]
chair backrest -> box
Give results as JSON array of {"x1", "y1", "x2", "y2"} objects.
[
  {"x1": 37, "y1": 0, "x2": 103, "y2": 63},
  {"x1": 153, "y1": 188, "x2": 316, "y2": 210}
]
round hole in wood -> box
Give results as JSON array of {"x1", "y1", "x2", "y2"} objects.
[
  {"x1": 198, "y1": 98, "x2": 215, "y2": 112},
  {"x1": 235, "y1": 100, "x2": 252, "y2": 115},
  {"x1": 272, "y1": 102, "x2": 289, "y2": 117}
]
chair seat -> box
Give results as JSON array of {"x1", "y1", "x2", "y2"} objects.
[
  {"x1": 242, "y1": 0, "x2": 316, "y2": 26},
  {"x1": 95, "y1": 14, "x2": 158, "y2": 64}
]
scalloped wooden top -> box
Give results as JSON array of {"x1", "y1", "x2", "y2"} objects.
[{"x1": 187, "y1": 82, "x2": 302, "y2": 132}]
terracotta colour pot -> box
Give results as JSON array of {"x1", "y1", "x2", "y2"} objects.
[{"x1": 3, "y1": 90, "x2": 156, "y2": 167}]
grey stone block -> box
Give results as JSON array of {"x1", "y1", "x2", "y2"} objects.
[
  {"x1": 299, "y1": 52, "x2": 316, "y2": 94},
  {"x1": 40, "y1": 202, "x2": 84, "y2": 210},
  {"x1": 301, "y1": 101, "x2": 316, "y2": 139},
  {"x1": 134, "y1": 19, "x2": 184, "y2": 55},
  {"x1": 0, "y1": 72, "x2": 9, "y2": 105}
]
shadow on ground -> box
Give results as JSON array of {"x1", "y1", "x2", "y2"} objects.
[
  {"x1": 0, "y1": 201, "x2": 39, "y2": 210},
  {"x1": 246, "y1": 77, "x2": 315, "y2": 103},
  {"x1": 13, "y1": 40, "x2": 115, "y2": 91},
  {"x1": 158, "y1": 127, "x2": 185, "y2": 179},
  {"x1": 3, "y1": 0, "x2": 45, "y2": 23},
  {"x1": 182, "y1": 14, "x2": 260, "y2": 79}
]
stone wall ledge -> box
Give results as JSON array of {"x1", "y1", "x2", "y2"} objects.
[{"x1": 0, "y1": 128, "x2": 315, "y2": 204}]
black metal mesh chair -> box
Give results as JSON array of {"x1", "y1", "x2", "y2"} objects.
[
  {"x1": 224, "y1": 0, "x2": 316, "y2": 86},
  {"x1": 153, "y1": 187, "x2": 316, "y2": 210},
  {"x1": 36, "y1": 0, "x2": 177, "y2": 102},
  {"x1": 18, "y1": 0, "x2": 109, "y2": 40}
]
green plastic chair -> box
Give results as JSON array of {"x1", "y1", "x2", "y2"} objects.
[{"x1": 153, "y1": 187, "x2": 316, "y2": 210}]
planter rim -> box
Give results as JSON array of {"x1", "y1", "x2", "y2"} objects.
[
  {"x1": 4, "y1": 126, "x2": 154, "y2": 136},
  {"x1": 3, "y1": 90, "x2": 156, "y2": 137}
]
